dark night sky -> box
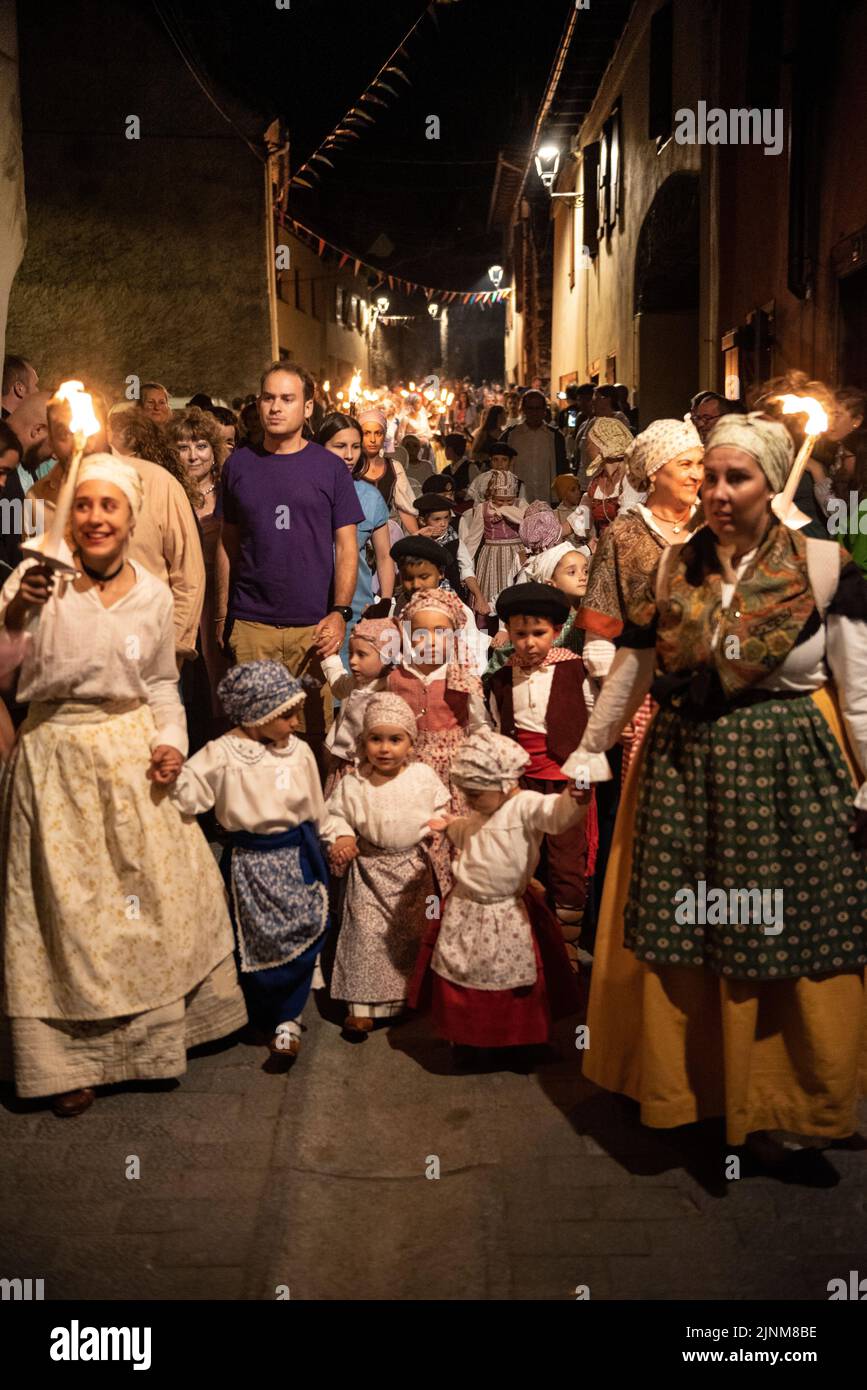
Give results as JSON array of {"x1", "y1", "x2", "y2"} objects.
[{"x1": 169, "y1": 0, "x2": 573, "y2": 287}]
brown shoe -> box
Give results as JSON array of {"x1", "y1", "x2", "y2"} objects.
[
  {"x1": 343, "y1": 1014, "x2": 375, "y2": 1035},
  {"x1": 51, "y1": 1087, "x2": 96, "y2": 1118}
]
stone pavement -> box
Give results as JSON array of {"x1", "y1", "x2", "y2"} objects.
[{"x1": 1, "y1": 991, "x2": 866, "y2": 1301}]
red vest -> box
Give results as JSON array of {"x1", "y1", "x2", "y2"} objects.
[{"x1": 487, "y1": 661, "x2": 589, "y2": 768}]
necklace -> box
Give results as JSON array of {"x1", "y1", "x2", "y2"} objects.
[
  {"x1": 649, "y1": 507, "x2": 690, "y2": 535},
  {"x1": 80, "y1": 557, "x2": 125, "y2": 585}
]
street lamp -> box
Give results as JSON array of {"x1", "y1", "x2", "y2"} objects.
[
  {"x1": 428, "y1": 302, "x2": 439, "y2": 319},
  {"x1": 376, "y1": 295, "x2": 390, "y2": 315},
  {"x1": 534, "y1": 144, "x2": 583, "y2": 204},
  {"x1": 488, "y1": 265, "x2": 504, "y2": 289}
]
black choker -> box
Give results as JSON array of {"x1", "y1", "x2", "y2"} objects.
[{"x1": 80, "y1": 558, "x2": 124, "y2": 584}]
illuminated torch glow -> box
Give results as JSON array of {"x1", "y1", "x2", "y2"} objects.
[
  {"x1": 771, "y1": 394, "x2": 830, "y2": 529},
  {"x1": 21, "y1": 380, "x2": 100, "y2": 576}
]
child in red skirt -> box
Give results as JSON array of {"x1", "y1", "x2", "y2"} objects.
[
  {"x1": 409, "y1": 727, "x2": 586, "y2": 1056},
  {"x1": 485, "y1": 583, "x2": 595, "y2": 936}
]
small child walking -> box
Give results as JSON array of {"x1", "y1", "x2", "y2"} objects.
[
  {"x1": 486, "y1": 583, "x2": 597, "y2": 948},
  {"x1": 409, "y1": 728, "x2": 585, "y2": 1055},
  {"x1": 324, "y1": 693, "x2": 450, "y2": 1038},
  {"x1": 321, "y1": 616, "x2": 397, "y2": 794},
  {"x1": 171, "y1": 660, "x2": 335, "y2": 1063}
]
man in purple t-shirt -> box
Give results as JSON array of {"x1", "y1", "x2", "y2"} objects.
[{"x1": 217, "y1": 361, "x2": 363, "y2": 764}]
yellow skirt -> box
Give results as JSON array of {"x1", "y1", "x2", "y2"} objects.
[{"x1": 584, "y1": 686, "x2": 867, "y2": 1145}]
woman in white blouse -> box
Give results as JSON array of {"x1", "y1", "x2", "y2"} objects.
[
  {"x1": 565, "y1": 413, "x2": 867, "y2": 1175},
  {"x1": 0, "y1": 455, "x2": 245, "y2": 1117}
]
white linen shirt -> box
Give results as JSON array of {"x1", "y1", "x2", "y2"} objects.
[
  {"x1": 0, "y1": 556, "x2": 188, "y2": 754},
  {"x1": 171, "y1": 733, "x2": 340, "y2": 836},
  {"x1": 448, "y1": 790, "x2": 585, "y2": 901},
  {"x1": 324, "y1": 762, "x2": 450, "y2": 849}
]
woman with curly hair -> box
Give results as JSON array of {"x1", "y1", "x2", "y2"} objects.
[
  {"x1": 109, "y1": 408, "x2": 200, "y2": 510},
  {"x1": 165, "y1": 408, "x2": 231, "y2": 730}
]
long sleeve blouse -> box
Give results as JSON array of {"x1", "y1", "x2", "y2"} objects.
[
  {"x1": 0, "y1": 556, "x2": 188, "y2": 753},
  {"x1": 324, "y1": 762, "x2": 450, "y2": 849},
  {"x1": 171, "y1": 732, "x2": 340, "y2": 835}
]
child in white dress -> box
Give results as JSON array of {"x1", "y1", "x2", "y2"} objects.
[
  {"x1": 172, "y1": 660, "x2": 337, "y2": 1064},
  {"x1": 324, "y1": 693, "x2": 450, "y2": 1038},
  {"x1": 410, "y1": 728, "x2": 586, "y2": 1055},
  {"x1": 321, "y1": 616, "x2": 396, "y2": 795}
]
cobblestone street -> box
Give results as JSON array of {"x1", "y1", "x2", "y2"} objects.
[{"x1": 2, "y1": 998, "x2": 866, "y2": 1301}]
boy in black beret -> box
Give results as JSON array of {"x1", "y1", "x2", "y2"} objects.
[
  {"x1": 414, "y1": 492, "x2": 489, "y2": 613},
  {"x1": 486, "y1": 583, "x2": 594, "y2": 940}
]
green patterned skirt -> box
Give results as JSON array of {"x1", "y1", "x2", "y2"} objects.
[{"x1": 625, "y1": 693, "x2": 867, "y2": 980}]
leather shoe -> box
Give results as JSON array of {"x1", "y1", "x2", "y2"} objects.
[{"x1": 51, "y1": 1087, "x2": 96, "y2": 1117}]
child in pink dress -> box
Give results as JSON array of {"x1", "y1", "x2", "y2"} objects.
[{"x1": 386, "y1": 588, "x2": 489, "y2": 818}]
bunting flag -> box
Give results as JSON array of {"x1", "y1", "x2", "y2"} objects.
[
  {"x1": 287, "y1": 5, "x2": 434, "y2": 194},
  {"x1": 276, "y1": 211, "x2": 513, "y2": 306}
]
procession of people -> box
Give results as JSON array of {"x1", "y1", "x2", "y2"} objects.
[{"x1": 1, "y1": 350, "x2": 866, "y2": 1184}]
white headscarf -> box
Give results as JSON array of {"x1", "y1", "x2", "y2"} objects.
[
  {"x1": 522, "y1": 540, "x2": 577, "y2": 584},
  {"x1": 76, "y1": 453, "x2": 143, "y2": 515},
  {"x1": 626, "y1": 418, "x2": 702, "y2": 490}
]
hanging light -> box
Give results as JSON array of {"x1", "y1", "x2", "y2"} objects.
[
  {"x1": 534, "y1": 145, "x2": 561, "y2": 191},
  {"x1": 376, "y1": 295, "x2": 390, "y2": 315},
  {"x1": 488, "y1": 265, "x2": 504, "y2": 289},
  {"x1": 428, "y1": 302, "x2": 439, "y2": 319}
]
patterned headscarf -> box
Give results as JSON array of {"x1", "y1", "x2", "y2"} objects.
[
  {"x1": 523, "y1": 539, "x2": 578, "y2": 584},
  {"x1": 586, "y1": 418, "x2": 634, "y2": 462},
  {"x1": 218, "y1": 660, "x2": 306, "y2": 727},
  {"x1": 519, "y1": 504, "x2": 562, "y2": 554},
  {"x1": 485, "y1": 470, "x2": 520, "y2": 499},
  {"x1": 352, "y1": 617, "x2": 399, "y2": 665},
  {"x1": 400, "y1": 588, "x2": 482, "y2": 696},
  {"x1": 451, "y1": 726, "x2": 529, "y2": 791},
  {"x1": 625, "y1": 418, "x2": 703, "y2": 490},
  {"x1": 357, "y1": 406, "x2": 388, "y2": 433},
  {"x1": 362, "y1": 692, "x2": 417, "y2": 740},
  {"x1": 704, "y1": 411, "x2": 794, "y2": 493}
]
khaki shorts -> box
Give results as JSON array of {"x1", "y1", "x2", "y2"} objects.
[{"x1": 228, "y1": 619, "x2": 333, "y2": 752}]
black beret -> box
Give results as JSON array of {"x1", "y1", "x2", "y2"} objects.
[
  {"x1": 414, "y1": 493, "x2": 456, "y2": 514},
  {"x1": 495, "y1": 582, "x2": 571, "y2": 624},
  {"x1": 487, "y1": 441, "x2": 517, "y2": 459},
  {"x1": 390, "y1": 535, "x2": 448, "y2": 568}
]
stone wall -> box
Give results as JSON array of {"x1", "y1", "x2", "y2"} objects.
[{"x1": 7, "y1": 0, "x2": 271, "y2": 403}]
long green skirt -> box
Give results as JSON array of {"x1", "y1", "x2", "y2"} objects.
[{"x1": 625, "y1": 693, "x2": 867, "y2": 980}]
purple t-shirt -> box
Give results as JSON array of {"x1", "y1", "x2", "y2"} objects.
[{"x1": 222, "y1": 442, "x2": 364, "y2": 628}]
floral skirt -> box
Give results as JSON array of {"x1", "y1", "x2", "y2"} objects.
[
  {"x1": 331, "y1": 838, "x2": 439, "y2": 1005},
  {"x1": 584, "y1": 686, "x2": 867, "y2": 1144}
]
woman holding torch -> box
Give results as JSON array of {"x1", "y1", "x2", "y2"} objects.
[
  {"x1": 564, "y1": 411, "x2": 867, "y2": 1175},
  {"x1": 0, "y1": 454, "x2": 245, "y2": 1116}
]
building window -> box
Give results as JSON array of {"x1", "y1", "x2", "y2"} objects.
[
  {"x1": 294, "y1": 270, "x2": 304, "y2": 312},
  {"x1": 648, "y1": 1, "x2": 674, "y2": 146},
  {"x1": 606, "y1": 354, "x2": 617, "y2": 384},
  {"x1": 582, "y1": 142, "x2": 599, "y2": 258},
  {"x1": 746, "y1": 0, "x2": 783, "y2": 108},
  {"x1": 279, "y1": 345, "x2": 292, "y2": 362},
  {"x1": 600, "y1": 106, "x2": 623, "y2": 235},
  {"x1": 335, "y1": 285, "x2": 343, "y2": 325}
]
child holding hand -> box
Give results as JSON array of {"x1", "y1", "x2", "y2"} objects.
[
  {"x1": 325, "y1": 693, "x2": 450, "y2": 1038},
  {"x1": 409, "y1": 727, "x2": 585, "y2": 1055},
  {"x1": 171, "y1": 660, "x2": 335, "y2": 1064},
  {"x1": 320, "y1": 616, "x2": 397, "y2": 794}
]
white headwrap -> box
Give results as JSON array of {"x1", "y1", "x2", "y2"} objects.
[
  {"x1": 626, "y1": 418, "x2": 702, "y2": 489},
  {"x1": 451, "y1": 726, "x2": 529, "y2": 792},
  {"x1": 76, "y1": 453, "x2": 144, "y2": 515},
  {"x1": 523, "y1": 540, "x2": 577, "y2": 584}
]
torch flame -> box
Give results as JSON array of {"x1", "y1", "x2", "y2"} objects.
[
  {"x1": 55, "y1": 380, "x2": 100, "y2": 440},
  {"x1": 446, "y1": 391, "x2": 455, "y2": 406},
  {"x1": 775, "y1": 394, "x2": 829, "y2": 437},
  {"x1": 348, "y1": 371, "x2": 362, "y2": 405},
  {"x1": 323, "y1": 380, "x2": 330, "y2": 393}
]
